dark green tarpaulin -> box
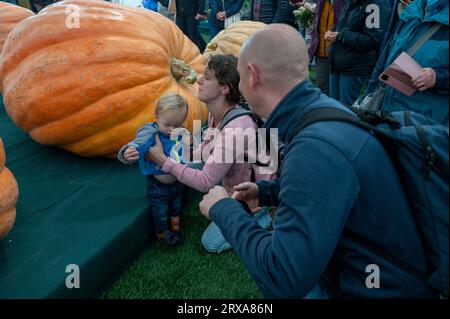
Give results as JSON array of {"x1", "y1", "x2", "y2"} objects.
[{"x1": 0, "y1": 95, "x2": 152, "y2": 298}]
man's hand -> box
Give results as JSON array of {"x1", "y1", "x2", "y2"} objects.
[
  {"x1": 232, "y1": 182, "x2": 261, "y2": 213},
  {"x1": 195, "y1": 13, "x2": 207, "y2": 20},
  {"x1": 290, "y1": 0, "x2": 304, "y2": 7},
  {"x1": 411, "y1": 68, "x2": 436, "y2": 91},
  {"x1": 145, "y1": 134, "x2": 167, "y2": 165},
  {"x1": 216, "y1": 11, "x2": 226, "y2": 21},
  {"x1": 325, "y1": 30, "x2": 339, "y2": 43},
  {"x1": 199, "y1": 186, "x2": 230, "y2": 219},
  {"x1": 124, "y1": 147, "x2": 139, "y2": 162}
]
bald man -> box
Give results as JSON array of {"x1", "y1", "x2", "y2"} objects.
[{"x1": 199, "y1": 24, "x2": 436, "y2": 298}]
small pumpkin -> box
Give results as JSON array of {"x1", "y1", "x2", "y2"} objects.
[
  {"x1": 0, "y1": 0, "x2": 208, "y2": 158},
  {"x1": 203, "y1": 21, "x2": 267, "y2": 60},
  {"x1": 0, "y1": 138, "x2": 18, "y2": 240},
  {"x1": 0, "y1": 1, "x2": 34, "y2": 54}
]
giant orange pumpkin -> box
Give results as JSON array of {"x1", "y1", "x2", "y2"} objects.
[
  {"x1": 0, "y1": 1, "x2": 34, "y2": 54},
  {"x1": 0, "y1": 138, "x2": 18, "y2": 240},
  {"x1": 0, "y1": 0, "x2": 208, "y2": 158},
  {"x1": 203, "y1": 21, "x2": 267, "y2": 60}
]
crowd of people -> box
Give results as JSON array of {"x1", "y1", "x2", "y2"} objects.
[
  {"x1": 156, "y1": 0, "x2": 298, "y2": 50},
  {"x1": 152, "y1": 0, "x2": 448, "y2": 128}
]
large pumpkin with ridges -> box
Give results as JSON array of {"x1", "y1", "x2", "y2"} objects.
[
  {"x1": 0, "y1": 1, "x2": 34, "y2": 54},
  {"x1": 0, "y1": 138, "x2": 18, "y2": 240},
  {"x1": 203, "y1": 21, "x2": 267, "y2": 60},
  {"x1": 0, "y1": 0, "x2": 208, "y2": 158}
]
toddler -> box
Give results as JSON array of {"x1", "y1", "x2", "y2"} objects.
[{"x1": 118, "y1": 93, "x2": 189, "y2": 246}]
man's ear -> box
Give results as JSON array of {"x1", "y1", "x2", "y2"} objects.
[
  {"x1": 155, "y1": 111, "x2": 159, "y2": 120},
  {"x1": 248, "y1": 64, "x2": 259, "y2": 89}
]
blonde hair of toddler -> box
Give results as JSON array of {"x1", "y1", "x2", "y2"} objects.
[{"x1": 156, "y1": 92, "x2": 189, "y2": 116}]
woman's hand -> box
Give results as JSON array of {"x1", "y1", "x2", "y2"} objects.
[
  {"x1": 411, "y1": 68, "x2": 436, "y2": 91},
  {"x1": 124, "y1": 147, "x2": 139, "y2": 162},
  {"x1": 145, "y1": 134, "x2": 167, "y2": 165},
  {"x1": 399, "y1": 0, "x2": 412, "y2": 8}
]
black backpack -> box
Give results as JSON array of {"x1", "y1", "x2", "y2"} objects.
[{"x1": 288, "y1": 107, "x2": 449, "y2": 297}]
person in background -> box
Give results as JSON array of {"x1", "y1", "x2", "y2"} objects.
[
  {"x1": 369, "y1": 0, "x2": 449, "y2": 126},
  {"x1": 308, "y1": 0, "x2": 344, "y2": 95},
  {"x1": 157, "y1": 0, "x2": 175, "y2": 20},
  {"x1": 397, "y1": 0, "x2": 413, "y2": 15},
  {"x1": 208, "y1": 0, "x2": 244, "y2": 38},
  {"x1": 28, "y1": 0, "x2": 57, "y2": 12},
  {"x1": 327, "y1": 0, "x2": 392, "y2": 107},
  {"x1": 250, "y1": 0, "x2": 297, "y2": 28},
  {"x1": 141, "y1": 0, "x2": 159, "y2": 11},
  {"x1": 364, "y1": 0, "x2": 406, "y2": 94},
  {"x1": 175, "y1": 0, "x2": 208, "y2": 51}
]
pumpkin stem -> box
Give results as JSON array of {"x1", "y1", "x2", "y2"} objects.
[
  {"x1": 170, "y1": 58, "x2": 197, "y2": 84},
  {"x1": 207, "y1": 42, "x2": 218, "y2": 51}
]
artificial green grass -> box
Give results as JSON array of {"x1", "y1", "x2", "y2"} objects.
[{"x1": 102, "y1": 190, "x2": 263, "y2": 299}]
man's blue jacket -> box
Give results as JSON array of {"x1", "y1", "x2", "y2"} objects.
[{"x1": 210, "y1": 80, "x2": 437, "y2": 298}]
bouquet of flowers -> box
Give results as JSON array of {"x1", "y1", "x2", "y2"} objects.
[{"x1": 293, "y1": 2, "x2": 316, "y2": 29}]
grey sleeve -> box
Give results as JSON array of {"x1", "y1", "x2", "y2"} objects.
[{"x1": 117, "y1": 124, "x2": 157, "y2": 165}]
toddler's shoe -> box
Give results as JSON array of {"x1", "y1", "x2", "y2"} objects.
[
  {"x1": 170, "y1": 217, "x2": 180, "y2": 233},
  {"x1": 157, "y1": 230, "x2": 182, "y2": 246}
]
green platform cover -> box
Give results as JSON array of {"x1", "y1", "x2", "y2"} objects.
[{"x1": 0, "y1": 96, "x2": 152, "y2": 298}]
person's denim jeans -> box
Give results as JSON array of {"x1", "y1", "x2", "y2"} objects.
[
  {"x1": 201, "y1": 207, "x2": 273, "y2": 253},
  {"x1": 329, "y1": 73, "x2": 368, "y2": 107},
  {"x1": 147, "y1": 175, "x2": 184, "y2": 234}
]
